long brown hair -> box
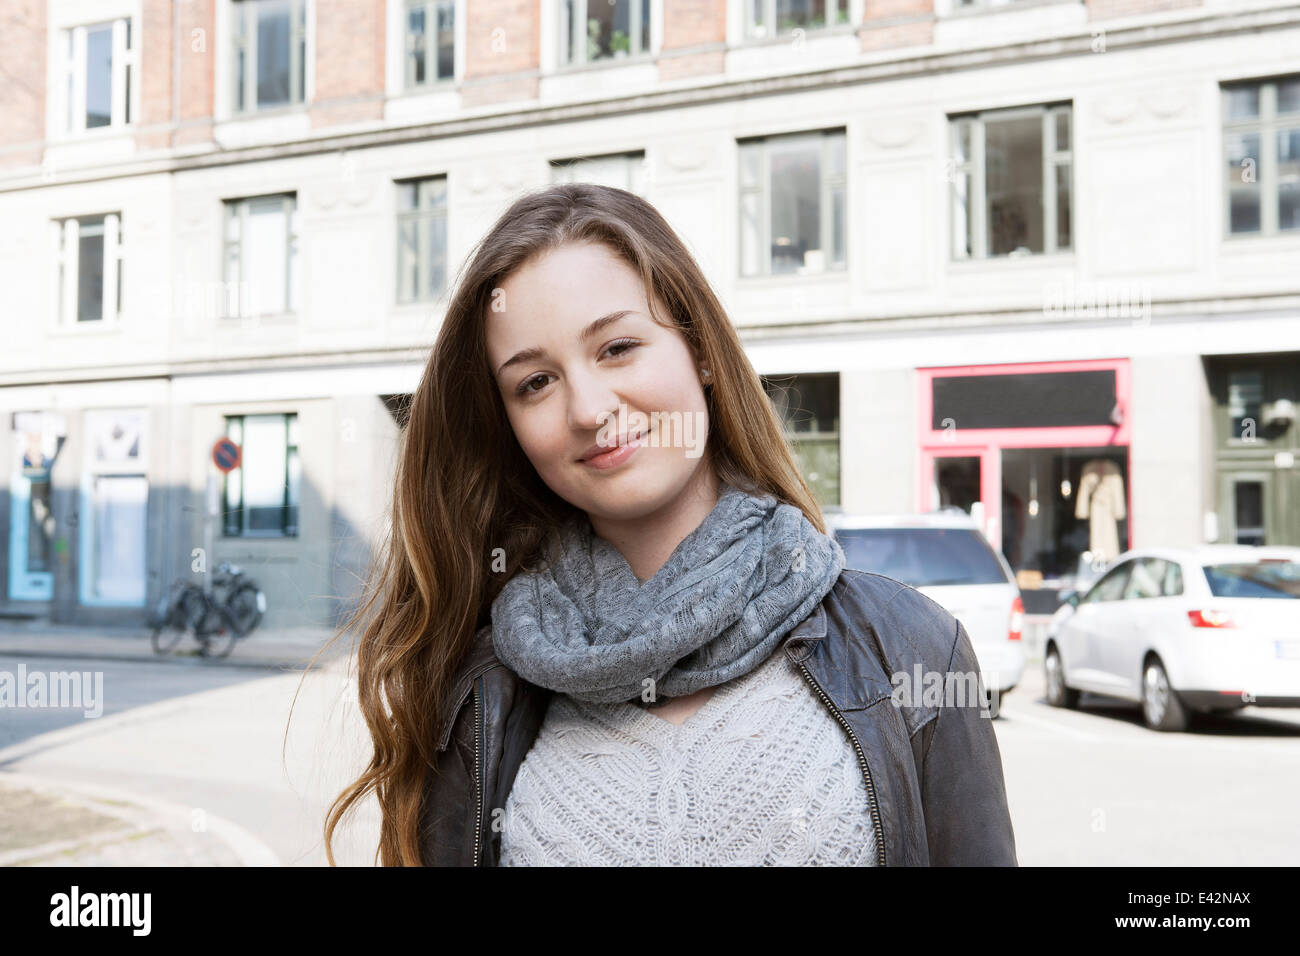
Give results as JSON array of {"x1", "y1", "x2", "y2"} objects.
[{"x1": 320, "y1": 182, "x2": 828, "y2": 865}]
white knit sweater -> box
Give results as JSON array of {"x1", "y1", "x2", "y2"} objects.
[{"x1": 497, "y1": 646, "x2": 878, "y2": 866}]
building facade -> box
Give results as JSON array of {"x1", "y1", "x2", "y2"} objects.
[{"x1": 1, "y1": 0, "x2": 1298, "y2": 628}]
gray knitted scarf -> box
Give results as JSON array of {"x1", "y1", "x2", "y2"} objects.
[{"x1": 490, "y1": 480, "x2": 845, "y2": 705}]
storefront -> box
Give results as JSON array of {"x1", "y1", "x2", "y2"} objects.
[{"x1": 917, "y1": 358, "x2": 1133, "y2": 613}]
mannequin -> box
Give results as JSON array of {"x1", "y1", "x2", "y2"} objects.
[{"x1": 1075, "y1": 458, "x2": 1126, "y2": 562}]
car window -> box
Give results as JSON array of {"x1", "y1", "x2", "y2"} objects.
[
  {"x1": 1161, "y1": 561, "x2": 1184, "y2": 597},
  {"x1": 834, "y1": 528, "x2": 1009, "y2": 587},
  {"x1": 1203, "y1": 561, "x2": 1300, "y2": 599},
  {"x1": 1122, "y1": 558, "x2": 1164, "y2": 600},
  {"x1": 1083, "y1": 561, "x2": 1132, "y2": 603}
]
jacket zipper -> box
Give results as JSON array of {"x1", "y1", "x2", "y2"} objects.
[
  {"x1": 472, "y1": 677, "x2": 483, "y2": 867},
  {"x1": 794, "y1": 659, "x2": 887, "y2": 866}
]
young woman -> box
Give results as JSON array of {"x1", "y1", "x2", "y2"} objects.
[{"x1": 324, "y1": 183, "x2": 1017, "y2": 867}]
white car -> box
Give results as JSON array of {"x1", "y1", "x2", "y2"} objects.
[
  {"x1": 828, "y1": 511, "x2": 1026, "y2": 703},
  {"x1": 1044, "y1": 545, "x2": 1300, "y2": 731}
]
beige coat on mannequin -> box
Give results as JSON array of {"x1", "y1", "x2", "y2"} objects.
[{"x1": 1075, "y1": 458, "x2": 1126, "y2": 562}]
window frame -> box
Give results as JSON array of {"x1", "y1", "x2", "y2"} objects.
[
  {"x1": 743, "y1": 0, "x2": 851, "y2": 40},
  {"x1": 394, "y1": 175, "x2": 449, "y2": 305},
  {"x1": 737, "y1": 128, "x2": 848, "y2": 278},
  {"x1": 1221, "y1": 74, "x2": 1300, "y2": 238},
  {"x1": 221, "y1": 412, "x2": 300, "y2": 538},
  {"x1": 558, "y1": 0, "x2": 652, "y2": 68},
  {"x1": 231, "y1": 0, "x2": 308, "y2": 115},
  {"x1": 221, "y1": 193, "x2": 299, "y2": 319},
  {"x1": 549, "y1": 151, "x2": 648, "y2": 193},
  {"x1": 60, "y1": 16, "x2": 137, "y2": 135},
  {"x1": 52, "y1": 212, "x2": 124, "y2": 327},
  {"x1": 949, "y1": 101, "x2": 1073, "y2": 260},
  {"x1": 761, "y1": 372, "x2": 841, "y2": 507},
  {"x1": 402, "y1": 0, "x2": 456, "y2": 89}
]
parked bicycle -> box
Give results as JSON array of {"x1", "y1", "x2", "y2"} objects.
[{"x1": 148, "y1": 562, "x2": 267, "y2": 659}]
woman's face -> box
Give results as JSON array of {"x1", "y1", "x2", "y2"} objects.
[{"x1": 485, "y1": 240, "x2": 712, "y2": 523}]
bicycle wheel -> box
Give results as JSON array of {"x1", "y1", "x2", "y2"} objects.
[
  {"x1": 198, "y1": 609, "x2": 238, "y2": 659},
  {"x1": 225, "y1": 583, "x2": 265, "y2": 637},
  {"x1": 150, "y1": 590, "x2": 186, "y2": 654}
]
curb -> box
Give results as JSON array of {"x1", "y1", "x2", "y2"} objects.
[{"x1": 0, "y1": 770, "x2": 281, "y2": 866}]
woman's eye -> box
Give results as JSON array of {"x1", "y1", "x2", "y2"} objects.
[
  {"x1": 603, "y1": 338, "x2": 639, "y2": 359},
  {"x1": 514, "y1": 340, "x2": 640, "y2": 397},
  {"x1": 516, "y1": 374, "x2": 549, "y2": 396}
]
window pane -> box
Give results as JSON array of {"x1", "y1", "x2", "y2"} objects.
[
  {"x1": 587, "y1": 0, "x2": 633, "y2": 60},
  {"x1": 78, "y1": 216, "x2": 106, "y2": 322},
  {"x1": 985, "y1": 114, "x2": 1043, "y2": 255},
  {"x1": 561, "y1": 0, "x2": 575, "y2": 63},
  {"x1": 287, "y1": 445, "x2": 300, "y2": 534},
  {"x1": 1226, "y1": 132, "x2": 1261, "y2": 233},
  {"x1": 124, "y1": 62, "x2": 132, "y2": 124},
  {"x1": 243, "y1": 415, "x2": 288, "y2": 533},
  {"x1": 246, "y1": 197, "x2": 288, "y2": 314},
  {"x1": 740, "y1": 190, "x2": 761, "y2": 276},
  {"x1": 256, "y1": 0, "x2": 292, "y2": 107},
  {"x1": 427, "y1": 215, "x2": 446, "y2": 296},
  {"x1": 397, "y1": 220, "x2": 419, "y2": 301},
  {"x1": 1054, "y1": 110, "x2": 1070, "y2": 153},
  {"x1": 1055, "y1": 163, "x2": 1071, "y2": 250},
  {"x1": 437, "y1": 2, "x2": 454, "y2": 78},
  {"x1": 1233, "y1": 482, "x2": 1264, "y2": 546},
  {"x1": 1228, "y1": 370, "x2": 1263, "y2": 438},
  {"x1": 1280, "y1": 128, "x2": 1300, "y2": 231},
  {"x1": 421, "y1": 176, "x2": 448, "y2": 209},
  {"x1": 777, "y1": 0, "x2": 825, "y2": 31},
  {"x1": 1280, "y1": 78, "x2": 1300, "y2": 115},
  {"x1": 407, "y1": 5, "x2": 426, "y2": 84},
  {"x1": 830, "y1": 183, "x2": 844, "y2": 268},
  {"x1": 1224, "y1": 85, "x2": 1259, "y2": 119},
  {"x1": 740, "y1": 142, "x2": 761, "y2": 188},
  {"x1": 748, "y1": 0, "x2": 766, "y2": 37},
  {"x1": 85, "y1": 24, "x2": 113, "y2": 128},
  {"x1": 769, "y1": 137, "x2": 821, "y2": 274},
  {"x1": 640, "y1": 0, "x2": 650, "y2": 52}
]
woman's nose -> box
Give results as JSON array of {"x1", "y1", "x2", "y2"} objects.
[{"x1": 565, "y1": 368, "x2": 621, "y2": 432}]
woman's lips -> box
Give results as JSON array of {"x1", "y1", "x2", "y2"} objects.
[{"x1": 580, "y1": 429, "x2": 648, "y2": 470}]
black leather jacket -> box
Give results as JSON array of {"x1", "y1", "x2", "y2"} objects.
[{"x1": 419, "y1": 567, "x2": 1018, "y2": 866}]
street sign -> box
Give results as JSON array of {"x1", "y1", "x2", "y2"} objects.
[{"x1": 212, "y1": 437, "x2": 241, "y2": 473}]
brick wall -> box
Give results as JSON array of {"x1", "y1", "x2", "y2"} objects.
[
  {"x1": 660, "y1": 0, "x2": 726, "y2": 83},
  {"x1": 1086, "y1": 0, "x2": 1202, "y2": 20},
  {"x1": 462, "y1": 0, "x2": 539, "y2": 109},
  {"x1": 311, "y1": 0, "x2": 385, "y2": 128},
  {"x1": 859, "y1": 0, "x2": 936, "y2": 54},
  {"x1": 0, "y1": 0, "x2": 45, "y2": 168}
]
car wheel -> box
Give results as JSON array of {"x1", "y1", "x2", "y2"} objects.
[
  {"x1": 1141, "y1": 657, "x2": 1188, "y2": 732},
  {"x1": 1044, "y1": 646, "x2": 1079, "y2": 709}
]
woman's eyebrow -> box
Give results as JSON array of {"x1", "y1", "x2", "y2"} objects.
[{"x1": 495, "y1": 310, "x2": 637, "y2": 379}]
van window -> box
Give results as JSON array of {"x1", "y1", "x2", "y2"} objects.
[{"x1": 835, "y1": 528, "x2": 1009, "y2": 586}]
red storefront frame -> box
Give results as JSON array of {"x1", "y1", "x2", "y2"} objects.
[{"x1": 916, "y1": 358, "x2": 1134, "y2": 560}]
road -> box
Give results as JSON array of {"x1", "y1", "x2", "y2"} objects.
[{"x1": 995, "y1": 658, "x2": 1300, "y2": 865}]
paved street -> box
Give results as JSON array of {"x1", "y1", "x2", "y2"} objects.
[
  {"x1": 3, "y1": 640, "x2": 1298, "y2": 865},
  {"x1": 995, "y1": 658, "x2": 1300, "y2": 865},
  {"x1": 0, "y1": 649, "x2": 379, "y2": 866}
]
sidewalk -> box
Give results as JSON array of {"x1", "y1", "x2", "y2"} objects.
[
  {"x1": 0, "y1": 620, "x2": 356, "y2": 671},
  {"x1": 0, "y1": 770, "x2": 278, "y2": 866}
]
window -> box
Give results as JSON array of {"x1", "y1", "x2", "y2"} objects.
[
  {"x1": 1161, "y1": 561, "x2": 1184, "y2": 597},
  {"x1": 404, "y1": 0, "x2": 455, "y2": 87},
  {"x1": 1233, "y1": 481, "x2": 1265, "y2": 546},
  {"x1": 762, "y1": 373, "x2": 840, "y2": 506},
  {"x1": 1122, "y1": 558, "x2": 1166, "y2": 600},
  {"x1": 1227, "y1": 370, "x2": 1264, "y2": 440},
  {"x1": 223, "y1": 194, "x2": 298, "y2": 318},
  {"x1": 1203, "y1": 561, "x2": 1300, "y2": 599},
  {"x1": 222, "y1": 414, "x2": 299, "y2": 537},
  {"x1": 953, "y1": 0, "x2": 1034, "y2": 9},
  {"x1": 232, "y1": 0, "x2": 307, "y2": 112},
  {"x1": 739, "y1": 129, "x2": 846, "y2": 276},
  {"x1": 1223, "y1": 75, "x2": 1300, "y2": 236},
  {"x1": 550, "y1": 152, "x2": 647, "y2": 193},
  {"x1": 951, "y1": 103, "x2": 1072, "y2": 258},
  {"x1": 835, "y1": 528, "x2": 1009, "y2": 586},
  {"x1": 61, "y1": 17, "x2": 136, "y2": 133},
  {"x1": 560, "y1": 0, "x2": 650, "y2": 66},
  {"x1": 53, "y1": 213, "x2": 123, "y2": 325},
  {"x1": 1082, "y1": 561, "x2": 1131, "y2": 603},
  {"x1": 396, "y1": 177, "x2": 448, "y2": 304},
  {"x1": 745, "y1": 0, "x2": 849, "y2": 38}
]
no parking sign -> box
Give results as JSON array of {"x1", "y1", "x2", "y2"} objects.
[{"x1": 212, "y1": 437, "x2": 241, "y2": 473}]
